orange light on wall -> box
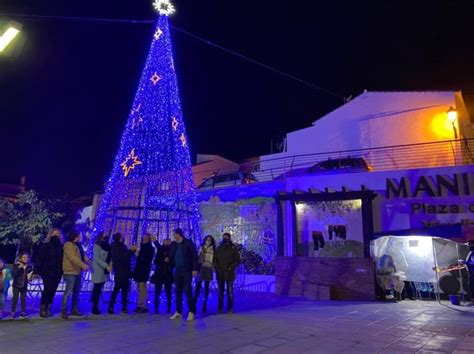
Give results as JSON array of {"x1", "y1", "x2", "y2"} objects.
[
  {"x1": 447, "y1": 106, "x2": 458, "y2": 139},
  {"x1": 430, "y1": 112, "x2": 454, "y2": 138},
  {"x1": 447, "y1": 106, "x2": 458, "y2": 123}
]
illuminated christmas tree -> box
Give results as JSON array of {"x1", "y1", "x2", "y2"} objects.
[{"x1": 93, "y1": 0, "x2": 201, "y2": 244}]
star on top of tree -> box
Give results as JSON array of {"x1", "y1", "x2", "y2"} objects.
[{"x1": 153, "y1": 0, "x2": 176, "y2": 16}]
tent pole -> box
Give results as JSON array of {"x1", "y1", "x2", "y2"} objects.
[
  {"x1": 432, "y1": 238, "x2": 441, "y2": 304},
  {"x1": 456, "y1": 243, "x2": 466, "y2": 305}
]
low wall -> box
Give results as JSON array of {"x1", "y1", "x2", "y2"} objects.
[{"x1": 275, "y1": 256, "x2": 375, "y2": 300}]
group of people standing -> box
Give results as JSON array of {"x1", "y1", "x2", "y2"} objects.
[{"x1": 0, "y1": 227, "x2": 240, "y2": 321}]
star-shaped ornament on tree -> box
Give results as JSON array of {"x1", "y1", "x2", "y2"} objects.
[
  {"x1": 121, "y1": 148, "x2": 143, "y2": 177},
  {"x1": 150, "y1": 72, "x2": 161, "y2": 85},
  {"x1": 172, "y1": 117, "x2": 179, "y2": 131},
  {"x1": 132, "y1": 116, "x2": 144, "y2": 129},
  {"x1": 153, "y1": 0, "x2": 176, "y2": 16},
  {"x1": 179, "y1": 133, "x2": 187, "y2": 147},
  {"x1": 131, "y1": 103, "x2": 141, "y2": 115},
  {"x1": 154, "y1": 28, "x2": 163, "y2": 40},
  {"x1": 131, "y1": 104, "x2": 143, "y2": 129}
]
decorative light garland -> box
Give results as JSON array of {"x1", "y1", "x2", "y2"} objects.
[{"x1": 92, "y1": 13, "x2": 201, "y2": 245}]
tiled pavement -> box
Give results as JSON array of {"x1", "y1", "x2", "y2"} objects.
[{"x1": 0, "y1": 294, "x2": 473, "y2": 353}]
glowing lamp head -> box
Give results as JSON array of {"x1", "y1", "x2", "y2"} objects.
[
  {"x1": 153, "y1": 0, "x2": 176, "y2": 16},
  {"x1": 447, "y1": 106, "x2": 458, "y2": 123},
  {"x1": 0, "y1": 21, "x2": 22, "y2": 53}
]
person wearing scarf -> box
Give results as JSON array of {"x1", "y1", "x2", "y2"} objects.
[{"x1": 194, "y1": 235, "x2": 216, "y2": 313}]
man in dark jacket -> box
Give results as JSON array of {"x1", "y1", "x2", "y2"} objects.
[
  {"x1": 169, "y1": 228, "x2": 198, "y2": 321},
  {"x1": 36, "y1": 229, "x2": 64, "y2": 318},
  {"x1": 214, "y1": 233, "x2": 240, "y2": 314},
  {"x1": 108, "y1": 233, "x2": 137, "y2": 314},
  {"x1": 153, "y1": 238, "x2": 174, "y2": 314}
]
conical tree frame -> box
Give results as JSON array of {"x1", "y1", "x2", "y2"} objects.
[{"x1": 93, "y1": 15, "x2": 201, "y2": 245}]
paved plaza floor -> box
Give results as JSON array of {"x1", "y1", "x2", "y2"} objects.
[{"x1": 0, "y1": 293, "x2": 474, "y2": 353}]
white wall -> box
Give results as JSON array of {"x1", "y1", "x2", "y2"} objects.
[{"x1": 257, "y1": 91, "x2": 467, "y2": 177}]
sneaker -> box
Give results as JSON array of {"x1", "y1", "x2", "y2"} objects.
[
  {"x1": 187, "y1": 312, "x2": 195, "y2": 321},
  {"x1": 71, "y1": 311, "x2": 84, "y2": 317},
  {"x1": 20, "y1": 313, "x2": 29, "y2": 320},
  {"x1": 169, "y1": 312, "x2": 182, "y2": 320}
]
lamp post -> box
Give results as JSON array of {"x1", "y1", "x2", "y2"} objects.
[
  {"x1": 447, "y1": 106, "x2": 458, "y2": 140},
  {"x1": 0, "y1": 21, "x2": 22, "y2": 53}
]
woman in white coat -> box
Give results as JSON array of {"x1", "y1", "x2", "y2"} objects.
[{"x1": 91, "y1": 232, "x2": 111, "y2": 315}]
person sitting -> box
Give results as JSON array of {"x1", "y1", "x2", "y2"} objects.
[{"x1": 376, "y1": 254, "x2": 404, "y2": 300}]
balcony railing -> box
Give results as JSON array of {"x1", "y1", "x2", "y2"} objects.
[
  {"x1": 249, "y1": 139, "x2": 474, "y2": 182},
  {"x1": 192, "y1": 139, "x2": 474, "y2": 186}
]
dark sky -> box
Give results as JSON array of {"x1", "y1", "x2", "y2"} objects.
[{"x1": 1, "y1": 0, "x2": 473, "y2": 196}]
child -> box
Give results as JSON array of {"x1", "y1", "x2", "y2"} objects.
[
  {"x1": 0, "y1": 257, "x2": 6, "y2": 320},
  {"x1": 11, "y1": 252, "x2": 33, "y2": 319}
]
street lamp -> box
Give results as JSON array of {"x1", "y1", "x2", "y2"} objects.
[
  {"x1": 0, "y1": 21, "x2": 22, "y2": 53},
  {"x1": 447, "y1": 106, "x2": 458, "y2": 139}
]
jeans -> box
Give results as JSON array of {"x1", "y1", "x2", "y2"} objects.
[
  {"x1": 41, "y1": 274, "x2": 62, "y2": 305},
  {"x1": 194, "y1": 281, "x2": 210, "y2": 303},
  {"x1": 175, "y1": 269, "x2": 195, "y2": 314},
  {"x1": 109, "y1": 280, "x2": 130, "y2": 310},
  {"x1": 12, "y1": 287, "x2": 27, "y2": 314},
  {"x1": 154, "y1": 282, "x2": 172, "y2": 312},
  {"x1": 91, "y1": 282, "x2": 105, "y2": 310},
  {"x1": 137, "y1": 282, "x2": 148, "y2": 308},
  {"x1": 61, "y1": 274, "x2": 81, "y2": 313},
  {"x1": 218, "y1": 280, "x2": 234, "y2": 311}
]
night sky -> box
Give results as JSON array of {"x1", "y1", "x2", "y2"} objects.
[{"x1": 1, "y1": 0, "x2": 473, "y2": 196}]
